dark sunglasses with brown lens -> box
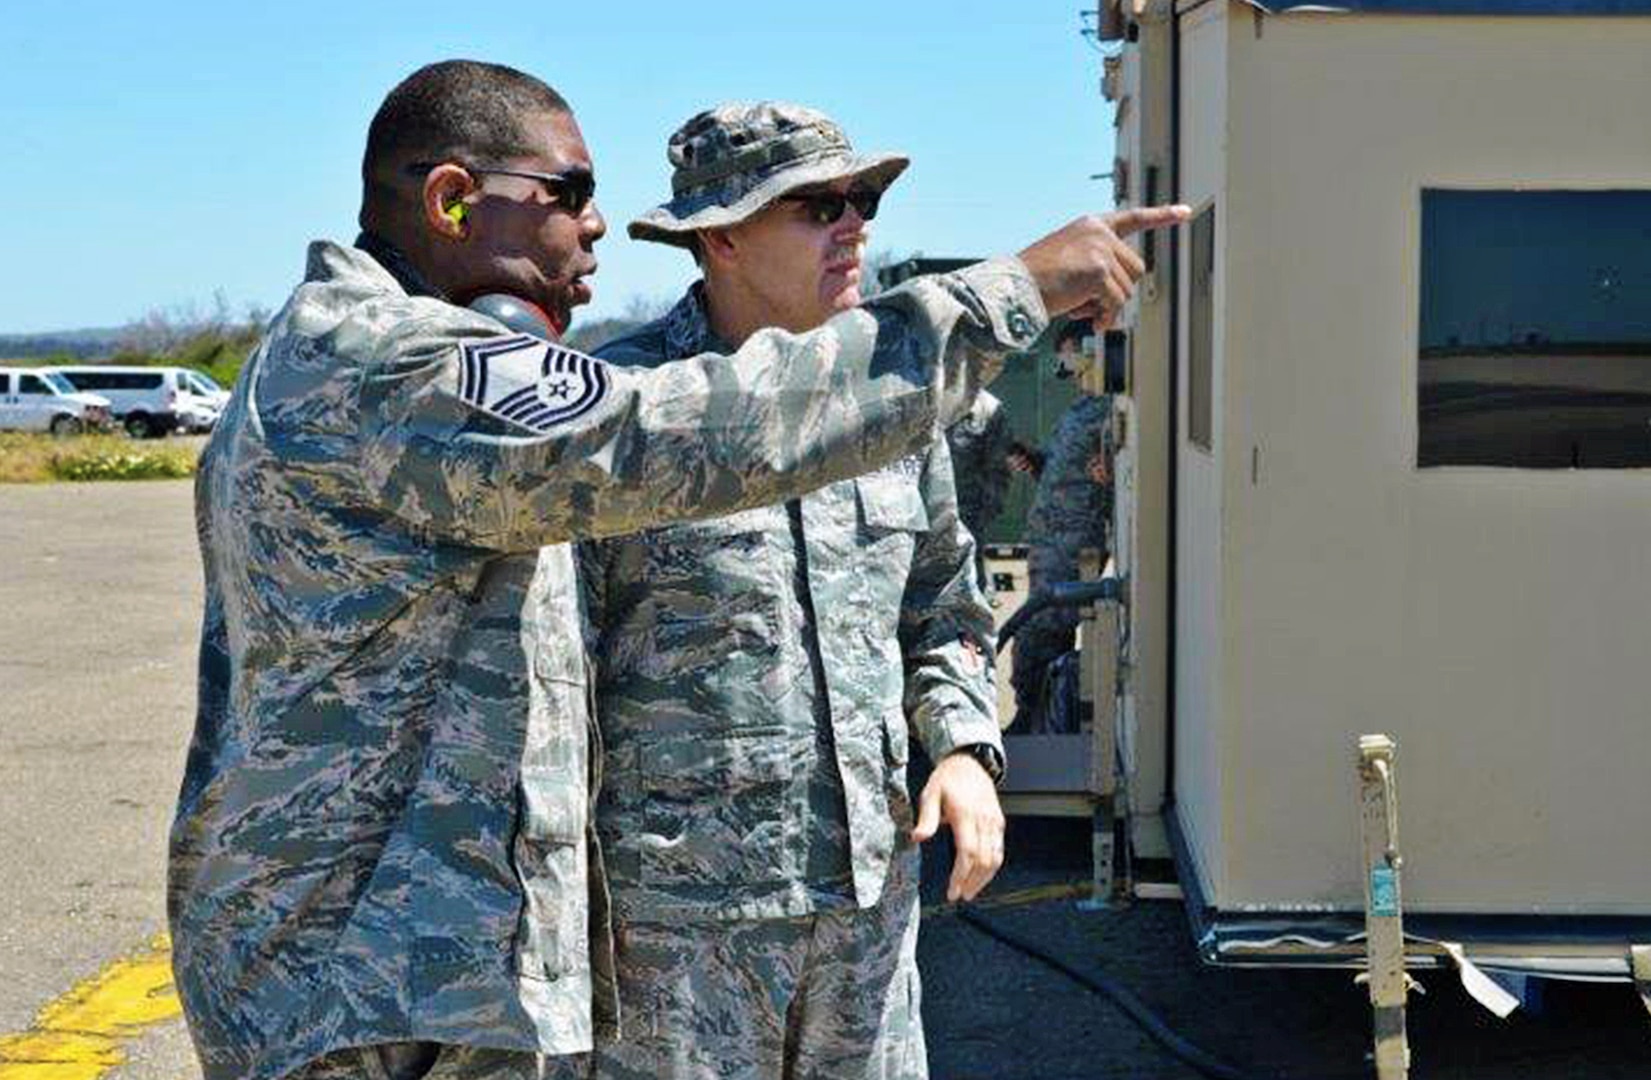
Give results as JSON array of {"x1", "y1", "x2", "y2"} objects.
[
  {"x1": 780, "y1": 187, "x2": 883, "y2": 226},
  {"x1": 406, "y1": 161, "x2": 597, "y2": 217}
]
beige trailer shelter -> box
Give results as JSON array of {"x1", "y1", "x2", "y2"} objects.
[{"x1": 1100, "y1": 0, "x2": 1651, "y2": 978}]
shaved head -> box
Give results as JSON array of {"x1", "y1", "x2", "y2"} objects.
[{"x1": 360, "y1": 59, "x2": 571, "y2": 222}]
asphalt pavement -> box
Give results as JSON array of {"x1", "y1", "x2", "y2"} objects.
[
  {"x1": 915, "y1": 816, "x2": 1651, "y2": 1079},
  {"x1": 1, "y1": 479, "x2": 1648, "y2": 1080},
  {"x1": 0, "y1": 480, "x2": 198, "y2": 1078}
]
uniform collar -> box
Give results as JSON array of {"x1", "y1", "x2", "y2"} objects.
[
  {"x1": 353, "y1": 231, "x2": 447, "y2": 301},
  {"x1": 661, "y1": 281, "x2": 730, "y2": 360}
]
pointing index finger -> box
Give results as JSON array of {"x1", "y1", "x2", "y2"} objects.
[{"x1": 1105, "y1": 204, "x2": 1193, "y2": 237}]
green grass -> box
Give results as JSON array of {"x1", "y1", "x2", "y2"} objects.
[{"x1": 0, "y1": 432, "x2": 202, "y2": 484}]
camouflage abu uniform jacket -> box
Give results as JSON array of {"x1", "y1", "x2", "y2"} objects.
[
  {"x1": 1025, "y1": 393, "x2": 1112, "y2": 562},
  {"x1": 578, "y1": 284, "x2": 1001, "y2": 923},
  {"x1": 167, "y1": 240, "x2": 1047, "y2": 1080}
]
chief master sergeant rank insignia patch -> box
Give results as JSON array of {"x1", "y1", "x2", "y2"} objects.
[{"x1": 459, "y1": 334, "x2": 611, "y2": 433}]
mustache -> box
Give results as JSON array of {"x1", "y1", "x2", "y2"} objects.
[{"x1": 826, "y1": 241, "x2": 865, "y2": 266}]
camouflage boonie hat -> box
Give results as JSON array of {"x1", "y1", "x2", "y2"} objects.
[{"x1": 629, "y1": 101, "x2": 909, "y2": 250}]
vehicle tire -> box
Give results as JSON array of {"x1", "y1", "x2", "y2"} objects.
[
  {"x1": 49, "y1": 415, "x2": 83, "y2": 438},
  {"x1": 124, "y1": 413, "x2": 158, "y2": 439}
]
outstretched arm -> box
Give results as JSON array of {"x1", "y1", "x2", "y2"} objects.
[
  {"x1": 351, "y1": 257, "x2": 1045, "y2": 550},
  {"x1": 343, "y1": 207, "x2": 1188, "y2": 550}
]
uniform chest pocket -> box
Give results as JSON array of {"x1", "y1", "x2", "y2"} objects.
[
  {"x1": 851, "y1": 475, "x2": 929, "y2": 642},
  {"x1": 638, "y1": 729, "x2": 798, "y2": 888},
  {"x1": 639, "y1": 505, "x2": 785, "y2": 591}
]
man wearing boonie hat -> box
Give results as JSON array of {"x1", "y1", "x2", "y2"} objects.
[{"x1": 578, "y1": 102, "x2": 1006, "y2": 1079}]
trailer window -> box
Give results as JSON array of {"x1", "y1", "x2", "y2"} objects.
[
  {"x1": 1188, "y1": 205, "x2": 1215, "y2": 453},
  {"x1": 1419, "y1": 189, "x2": 1651, "y2": 468}
]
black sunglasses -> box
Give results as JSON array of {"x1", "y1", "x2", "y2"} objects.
[
  {"x1": 407, "y1": 162, "x2": 597, "y2": 216},
  {"x1": 780, "y1": 187, "x2": 882, "y2": 226}
]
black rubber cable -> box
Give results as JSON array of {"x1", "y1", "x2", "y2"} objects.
[
  {"x1": 956, "y1": 906, "x2": 1257, "y2": 1079},
  {"x1": 957, "y1": 902, "x2": 1647, "y2": 1080}
]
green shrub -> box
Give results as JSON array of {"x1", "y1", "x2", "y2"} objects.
[
  {"x1": 0, "y1": 433, "x2": 201, "y2": 483},
  {"x1": 51, "y1": 446, "x2": 197, "y2": 481}
]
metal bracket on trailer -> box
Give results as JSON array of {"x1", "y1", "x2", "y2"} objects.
[
  {"x1": 999, "y1": 552, "x2": 1132, "y2": 910},
  {"x1": 1358, "y1": 734, "x2": 1412, "y2": 1080},
  {"x1": 1080, "y1": 559, "x2": 1124, "y2": 909}
]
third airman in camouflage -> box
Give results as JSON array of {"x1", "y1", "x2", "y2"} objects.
[{"x1": 1010, "y1": 336, "x2": 1114, "y2": 732}]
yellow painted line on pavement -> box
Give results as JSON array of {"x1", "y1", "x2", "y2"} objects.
[
  {"x1": 0, "y1": 885, "x2": 1096, "y2": 1076},
  {"x1": 0, "y1": 934, "x2": 182, "y2": 1080}
]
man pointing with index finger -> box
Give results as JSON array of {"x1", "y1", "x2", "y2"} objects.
[{"x1": 1021, "y1": 206, "x2": 1186, "y2": 327}]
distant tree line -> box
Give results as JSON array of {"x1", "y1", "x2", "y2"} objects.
[
  {"x1": 1, "y1": 291, "x2": 267, "y2": 390},
  {"x1": 0, "y1": 330, "x2": 123, "y2": 360}
]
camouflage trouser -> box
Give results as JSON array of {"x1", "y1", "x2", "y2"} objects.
[
  {"x1": 592, "y1": 850, "x2": 925, "y2": 1080},
  {"x1": 289, "y1": 1043, "x2": 586, "y2": 1080}
]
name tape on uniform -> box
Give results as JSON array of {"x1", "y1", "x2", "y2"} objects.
[{"x1": 459, "y1": 334, "x2": 611, "y2": 433}]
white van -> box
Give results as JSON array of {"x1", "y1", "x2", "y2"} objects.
[
  {"x1": 51, "y1": 365, "x2": 221, "y2": 438},
  {"x1": 179, "y1": 369, "x2": 230, "y2": 411},
  {"x1": 0, "y1": 368, "x2": 113, "y2": 435}
]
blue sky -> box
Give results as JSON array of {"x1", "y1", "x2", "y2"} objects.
[{"x1": 1, "y1": 1, "x2": 1118, "y2": 335}]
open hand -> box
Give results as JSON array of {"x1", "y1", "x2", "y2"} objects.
[{"x1": 912, "y1": 750, "x2": 1006, "y2": 902}]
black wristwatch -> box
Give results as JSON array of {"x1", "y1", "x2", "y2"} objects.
[{"x1": 953, "y1": 743, "x2": 1006, "y2": 788}]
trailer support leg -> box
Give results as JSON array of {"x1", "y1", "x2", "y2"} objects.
[
  {"x1": 1358, "y1": 734, "x2": 1411, "y2": 1080},
  {"x1": 1078, "y1": 580, "x2": 1126, "y2": 910},
  {"x1": 1077, "y1": 797, "x2": 1117, "y2": 910}
]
